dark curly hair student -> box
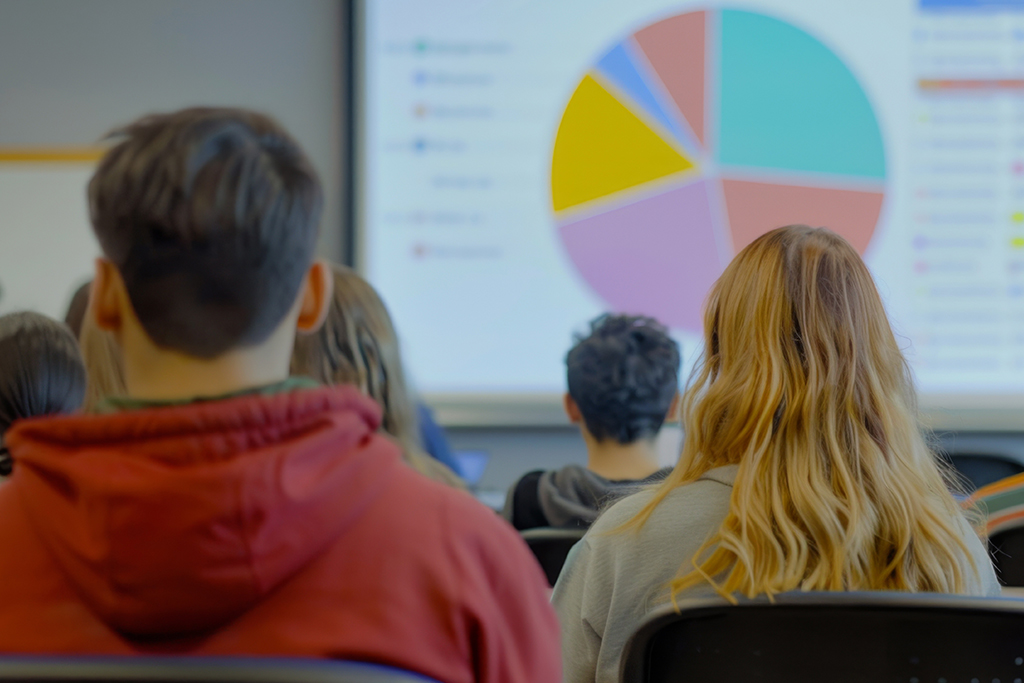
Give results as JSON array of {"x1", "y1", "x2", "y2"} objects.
[
  {"x1": 566, "y1": 314, "x2": 680, "y2": 444},
  {"x1": 0, "y1": 311, "x2": 86, "y2": 476},
  {"x1": 503, "y1": 314, "x2": 681, "y2": 532}
]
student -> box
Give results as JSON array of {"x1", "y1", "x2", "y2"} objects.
[
  {"x1": 503, "y1": 314, "x2": 679, "y2": 530},
  {"x1": 291, "y1": 264, "x2": 465, "y2": 488},
  {"x1": 0, "y1": 108, "x2": 560, "y2": 683},
  {"x1": 0, "y1": 312, "x2": 86, "y2": 477},
  {"x1": 78, "y1": 312, "x2": 127, "y2": 412},
  {"x1": 552, "y1": 225, "x2": 999, "y2": 683},
  {"x1": 63, "y1": 281, "x2": 91, "y2": 338},
  {"x1": 63, "y1": 281, "x2": 130, "y2": 411}
]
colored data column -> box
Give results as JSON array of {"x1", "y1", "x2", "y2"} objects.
[
  {"x1": 721, "y1": 178, "x2": 884, "y2": 254},
  {"x1": 717, "y1": 10, "x2": 885, "y2": 179},
  {"x1": 596, "y1": 41, "x2": 689, "y2": 146},
  {"x1": 634, "y1": 11, "x2": 707, "y2": 148},
  {"x1": 551, "y1": 75, "x2": 696, "y2": 212},
  {"x1": 559, "y1": 180, "x2": 724, "y2": 330}
]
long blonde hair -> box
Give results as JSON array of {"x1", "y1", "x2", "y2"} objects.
[
  {"x1": 291, "y1": 264, "x2": 465, "y2": 489},
  {"x1": 627, "y1": 226, "x2": 976, "y2": 599},
  {"x1": 79, "y1": 311, "x2": 127, "y2": 412},
  {"x1": 65, "y1": 282, "x2": 128, "y2": 412}
]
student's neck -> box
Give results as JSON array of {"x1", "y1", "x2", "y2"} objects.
[
  {"x1": 583, "y1": 434, "x2": 662, "y2": 481},
  {"x1": 120, "y1": 329, "x2": 293, "y2": 402}
]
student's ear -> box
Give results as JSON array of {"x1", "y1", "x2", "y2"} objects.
[
  {"x1": 91, "y1": 258, "x2": 126, "y2": 334},
  {"x1": 664, "y1": 392, "x2": 681, "y2": 424},
  {"x1": 295, "y1": 260, "x2": 333, "y2": 334},
  {"x1": 563, "y1": 393, "x2": 583, "y2": 424}
]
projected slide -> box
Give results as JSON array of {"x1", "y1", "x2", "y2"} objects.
[
  {"x1": 364, "y1": 0, "x2": 1024, "y2": 419},
  {"x1": 552, "y1": 9, "x2": 886, "y2": 332}
]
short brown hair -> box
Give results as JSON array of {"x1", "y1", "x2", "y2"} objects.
[{"x1": 88, "y1": 107, "x2": 323, "y2": 358}]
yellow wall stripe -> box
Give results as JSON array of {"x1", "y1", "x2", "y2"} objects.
[{"x1": 0, "y1": 148, "x2": 106, "y2": 163}]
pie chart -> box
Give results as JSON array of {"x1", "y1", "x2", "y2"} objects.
[{"x1": 551, "y1": 9, "x2": 886, "y2": 331}]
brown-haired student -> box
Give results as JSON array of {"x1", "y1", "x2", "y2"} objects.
[{"x1": 0, "y1": 108, "x2": 559, "y2": 683}]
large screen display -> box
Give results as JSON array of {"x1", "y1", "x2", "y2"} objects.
[{"x1": 359, "y1": 0, "x2": 1024, "y2": 427}]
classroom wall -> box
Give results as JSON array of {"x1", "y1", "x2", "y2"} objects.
[
  {"x1": 0, "y1": 0, "x2": 346, "y2": 260},
  {"x1": 2, "y1": 0, "x2": 1022, "y2": 498}
]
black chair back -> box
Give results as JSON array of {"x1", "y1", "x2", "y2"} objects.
[
  {"x1": 620, "y1": 592, "x2": 1024, "y2": 683},
  {"x1": 520, "y1": 527, "x2": 586, "y2": 586},
  {"x1": 992, "y1": 527, "x2": 1024, "y2": 586},
  {"x1": 946, "y1": 453, "x2": 1024, "y2": 491},
  {"x1": 0, "y1": 656, "x2": 439, "y2": 683}
]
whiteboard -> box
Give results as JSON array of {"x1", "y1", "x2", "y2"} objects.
[{"x1": 0, "y1": 163, "x2": 99, "y2": 320}]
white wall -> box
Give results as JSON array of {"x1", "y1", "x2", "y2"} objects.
[
  {"x1": 0, "y1": 0, "x2": 346, "y2": 260},
  {"x1": 2, "y1": 1, "x2": 1013, "y2": 496}
]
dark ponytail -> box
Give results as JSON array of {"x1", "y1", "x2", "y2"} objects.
[{"x1": 0, "y1": 312, "x2": 87, "y2": 475}]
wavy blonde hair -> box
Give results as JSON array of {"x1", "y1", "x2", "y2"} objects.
[
  {"x1": 65, "y1": 282, "x2": 128, "y2": 412},
  {"x1": 291, "y1": 264, "x2": 465, "y2": 489},
  {"x1": 79, "y1": 311, "x2": 127, "y2": 412},
  {"x1": 626, "y1": 226, "x2": 977, "y2": 600}
]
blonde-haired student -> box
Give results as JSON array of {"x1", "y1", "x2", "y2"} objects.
[
  {"x1": 290, "y1": 263, "x2": 465, "y2": 489},
  {"x1": 552, "y1": 225, "x2": 998, "y2": 683}
]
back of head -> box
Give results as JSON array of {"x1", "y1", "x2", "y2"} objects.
[
  {"x1": 567, "y1": 314, "x2": 680, "y2": 443},
  {"x1": 64, "y1": 281, "x2": 91, "y2": 339},
  {"x1": 290, "y1": 265, "x2": 468, "y2": 487},
  {"x1": 88, "y1": 107, "x2": 322, "y2": 358},
  {"x1": 291, "y1": 266, "x2": 465, "y2": 488},
  {"x1": 690, "y1": 225, "x2": 914, "y2": 465},
  {"x1": 292, "y1": 264, "x2": 413, "y2": 439},
  {"x1": 0, "y1": 312, "x2": 87, "y2": 474},
  {"x1": 79, "y1": 312, "x2": 127, "y2": 412},
  {"x1": 634, "y1": 225, "x2": 976, "y2": 597}
]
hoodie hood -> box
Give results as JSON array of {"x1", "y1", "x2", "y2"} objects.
[
  {"x1": 5, "y1": 385, "x2": 400, "y2": 638},
  {"x1": 537, "y1": 464, "x2": 671, "y2": 528}
]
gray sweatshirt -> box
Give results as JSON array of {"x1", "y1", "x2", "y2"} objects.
[
  {"x1": 502, "y1": 464, "x2": 671, "y2": 530},
  {"x1": 551, "y1": 464, "x2": 1001, "y2": 683}
]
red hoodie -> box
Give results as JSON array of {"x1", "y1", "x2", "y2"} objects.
[{"x1": 0, "y1": 385, "x2": 560, "y2": 683}]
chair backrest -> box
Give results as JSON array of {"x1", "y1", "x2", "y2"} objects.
[
  {"x1": 947, "y1": 453, "x2": 1024, "y2": 491},
  {"x1": 620, "y1": 592, "x2": 1024, "y2": 683},
  {"x1": 520, "y1": 527, "x2": 586, "y2": 586},
  {"x1": 0, "y1": 656, "x2": 439, "y2": 683},
  {"x1": 992, "y1": 527, "x2": 1024, "y2": 586}
]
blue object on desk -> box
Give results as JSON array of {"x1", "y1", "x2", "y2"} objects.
[
  {"x1": 452, "y1": 449, "x2": 490, "y2": 487},
  {"x1": 416, "y1": 403, "x2": 461, "y2": 473}
]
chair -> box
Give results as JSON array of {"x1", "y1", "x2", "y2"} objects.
[
  {"x1": 0, "y1": 656, "x2": 439, "y2": 683},
  {"x1": 945, "y1": 452, "x2": 1024, "y2": 491},
  {"x1": 620, "y1": 592, "x2": 1024, "y2": 683},
  {"x1": 520, "y1": 527, "x2": 586, "y2": 586},
  {"x1": 992, "y1": 527, "x2": 1024, "y2": 587}
]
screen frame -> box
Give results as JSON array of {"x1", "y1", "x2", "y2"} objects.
[
  {"x1": 348, "y1": 0, "x2": 1019, "y2": 431},
  {"x1": 350, "y1": 0, "x2": 367, "y2": 271},
  {"x1": 340, "y1": 0, "x2": 358, "y2": 267}
]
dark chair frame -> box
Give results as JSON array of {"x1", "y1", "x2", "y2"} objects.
[
  {"x1": 943, "y1": 452, "x2": 1024, "y2": 491},
  {"x1": 520, "y1": 527, "x2": 586, "y2": 586},
  {"x1": 991, "y1": 526, "x2": 1024, "y2": 586},
  {"x1": 0, "y1": 656, "x2": 439, "y2": 683},
  {"x1": 620, "y1": 592, "x2": 1024, "y2": 683}
]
